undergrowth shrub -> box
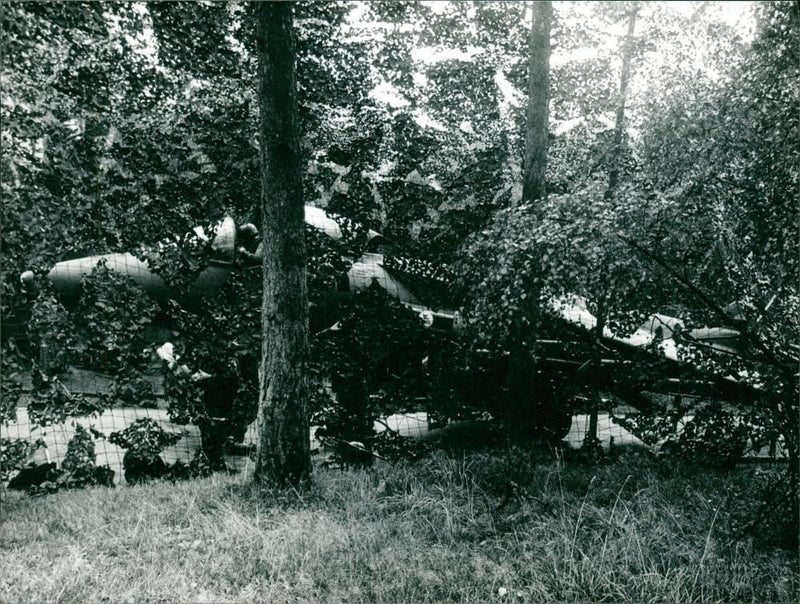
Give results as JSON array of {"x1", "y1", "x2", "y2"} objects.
[
  {"x1": 671, "y1": 402, "x2": 749, "y2": 467},
  {"x1": 108, "y1": 417, "x2": 210, "y2": 484},
  {"x1": 109, "y1": 418, "x2": 180, "y2": 469},
  {"x1": 313, "y1": 283, "x2": 428, "y2": 443},
  {"x1": 108, "y1": 419, "x2": 168, "y2": 484},
  {"x1": 615, "y1": 401, "x2": 772, "y2": 467},
  {"x1": 24, "y1": 426, "x2": 115, "y2": 495},
  {"x1": 0, "y1": 438, "x2": 43, "y2": 484}
]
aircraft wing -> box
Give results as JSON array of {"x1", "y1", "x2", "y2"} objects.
[{"x1": 546, "y1": 295, "x2": 763, "y2": 405}]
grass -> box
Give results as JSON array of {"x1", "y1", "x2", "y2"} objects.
[{"x1": 1, "y1": 447, "x2": 797, "y2": 603}]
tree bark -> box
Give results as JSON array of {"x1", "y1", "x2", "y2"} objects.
[
  {"x1": 512, "y1": 1, "x2": 551, "y2": 434},
  {"x1": 522, "y1": 0, "x2": 552, "y2": 206},
  {"x1": 606, "y1": 5, "x2": 638, "y2": 199},
  {"x1": 253, "y1": 2, "x2": 311, "y2": 485}
]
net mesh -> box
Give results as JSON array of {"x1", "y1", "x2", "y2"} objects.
[
  {"x1": 3, "y1": 211, "x2": 781, "y2": 487},
  {"x1": 5, "y1": 369, "x2": 215, "y2": 485},
  {"x1": 3, "y1": 391, "x2": 780, "y2": 487},
  {"x1": 0, "y1": 369, "x2": 655, "y2": 488}
]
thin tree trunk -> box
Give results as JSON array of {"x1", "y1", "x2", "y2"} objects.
[
  {"x1": 513, "y1": 1, "x2": 551, "y2": 433},
  {"x1": 586, "y1": 301, "x2": 607, "y2": 447},
  {"x1": 606, "y1": 5, "x2": 638, "y2": 199},
  {"x1": 253, "y1": 2, "x2": 311, "y2": 486},
  {"x1": 521, "y1": 0, "x2": 552, "y2": 206}
]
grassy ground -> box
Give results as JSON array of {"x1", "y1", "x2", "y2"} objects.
[{"x1": 1, "y1": 448, "x2": 797, "y2": 604}]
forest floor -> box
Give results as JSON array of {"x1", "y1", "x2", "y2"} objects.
[{"x1": 1, "y1": 448, "x2": 797, "y2": 604}]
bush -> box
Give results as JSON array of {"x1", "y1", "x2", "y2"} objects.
[
  {"x1": 21, "y1": 426, "x2": 115, "y2": 495},
  {"x1": 108, "y1": 418, "x2": 181, "y2": 463},
  {"x1": 1, "y1": 438, "x2": 44, "y2": 484}
]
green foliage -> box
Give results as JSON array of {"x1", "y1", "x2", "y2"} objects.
[
  {"x1": 136, "y1": 232, "x2": 216, "y2": 289},
  {"x1": 671, "y1": 403, "x2": 750, "y2": 468},
  {"x1": 56, "y1": 425, "x2": 115, "y2": 489},
  {"x1": 29, "y1": 292, "x2": 80, "y2": 375},
  {"x1": 544, "y1": 189, "x2": 671, "y2": 319},
  {"x1": 312, "y1": 282, "x2": 432, "y2": 450},
  {"x1": 456, "y1": 206, "x2": 543, "y2": 348},
  {"x1": 458, "y1": 180, "x2": 666, "y2": 354},
  {"x1": 61, "y1": 425, "x2": 97, "y2": 473},
  {"x1": 613, "y1": 410, "x2": 677, "y2": 447},
  {"x1": 0, "y1": 344, "x2": 25, "y2": 423},
  {"x1": 0, "y1": 438, "x2": 43, "y2": 483},
  {"x1": 160, "y1": 268, "x2": 261, "y2": 442},
  {"x1": 23, "y1": 265, "x2": 158, "y2": 427},
  {"x1": 305, "y1": 219, "x2": 362, "y2": 310},
  {"x1": 165, "y1": 449, "x2": 215, "y2": 482},
  {"x1": 630, "y1": 0, "x2": 798, "y2": 530},
  {"x1": 162, "y1": 365, "x2": 206, "y2": 427},
  {"x1": 107, "y1": 418, "x2": 214, "y2": 484},
  {"x1": 27, "y1": 370, "x2": 107, "y2": 427},
  {"x1": 101, "y1": 372, "x2": 158, "y2": 409},
  {"x1": 615, "y1": 403, "x2": 756, "y2": 468},
  {"x1": 2, "y1": 0, "x2": 795, "y2": 523},
  {"x1": 636, "y1": 1, "x2": 798, "y2": 343},
  {"x1": 148, "y1": 2, "x2": 243, "y2": 79},
  {"x1": 108, "y1": 418, "x2": 181, "y2": 464},
  {"x1": 22, "y1": 426, "x2": 115, "y2": 495},
  {"x1": 73, "y1": 262, "x2": 159, "y2": 371}
]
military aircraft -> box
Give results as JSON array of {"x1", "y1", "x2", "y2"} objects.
[
  {"x1": 20, "y1": 206, "x2": 456, "y2": 323},
  {"x1": 20, "y1": 205, "x2": 763, "y2": 445}
]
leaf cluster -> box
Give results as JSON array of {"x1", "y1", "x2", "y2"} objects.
[
  {"x1": 21, "y1": 426, "x2": 115, "y2": 495},
  {"x1": 107, "y1": 417, "x2": 181, "y2": 463},
  {"x1": 27, "y1": 370, "x2": 107, "y2": 428}
]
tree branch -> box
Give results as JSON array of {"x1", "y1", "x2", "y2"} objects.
[
  {"x1": 617, "y1": 233, "x2": 733, "y2": 326},
  {"x1": 617, "y1": 233, "x2": 786, "y2": 370}
]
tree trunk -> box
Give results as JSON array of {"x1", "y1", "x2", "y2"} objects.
[
  {"x1": 253, "y1": 2, "x2": 311, "y2": 486},
  {"x1": 521, "y1": 0, "x2": 552, "y2": 206},
  {"x1": 588, "y1": 302, "x2": 607, "y2": 444},
  {"x1": 512, "y1": 1, "x2": 551, "y2": 435},
  {"x1": 606, "y1": 5, "x2": 638, "y2": 199}
]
